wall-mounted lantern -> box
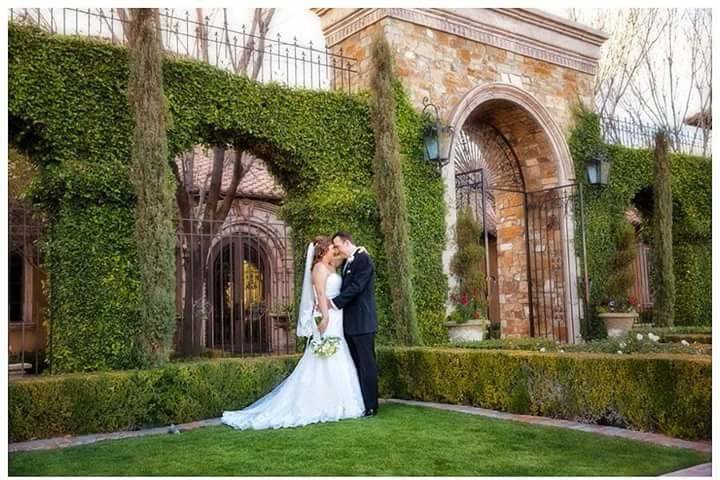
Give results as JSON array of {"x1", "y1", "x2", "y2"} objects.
[
  {"x1": 422, "y1": 97, "x2": 454, "y2": 170},
  {"x1": 586, "y1": 151, "x2": 610, "y2": 185}
]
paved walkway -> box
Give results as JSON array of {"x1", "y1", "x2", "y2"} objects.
[
  {"x1": 661, "y1": 463, "x2": 713, "y2": 476},
  {"x1": 10, "y1": 398, "x2": 712, "y2": 476}
]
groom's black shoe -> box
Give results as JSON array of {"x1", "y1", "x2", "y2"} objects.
[{"x1": 363, "y1": 409, "x2": 377, "y2": 417}]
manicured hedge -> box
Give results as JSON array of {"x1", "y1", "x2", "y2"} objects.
[
  {"x1": 10, "y1": 348, "x2": 710, "y2": 442},
  {"x1": 9, "y1": 23, "x2": 447, "y2": 372},
  {"x1": 377, "y1": 347, "x2": 711, "y2": 440},
  {"x1": 9, "y1": 355, "x2": 300, "y2": 443}
]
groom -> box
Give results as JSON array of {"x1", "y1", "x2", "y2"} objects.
[{"x1": 330, "y1": 231, "x2": 379, "y2": 417}]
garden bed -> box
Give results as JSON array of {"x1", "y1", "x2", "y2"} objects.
[{"x1": 447, "y1": 335, "x2": 711, "y2": 355}]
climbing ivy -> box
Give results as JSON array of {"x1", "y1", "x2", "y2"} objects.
[
  {"x1": 569, "y1": 108, "x2": 711, "y2": 330},
  {"x1": 9, "y1": 24, "x2": 448, "y2": 371}
]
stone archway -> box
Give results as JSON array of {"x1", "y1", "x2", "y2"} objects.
[{"x1": 444, "y1": 82, "x2": 581, "y2": 342}]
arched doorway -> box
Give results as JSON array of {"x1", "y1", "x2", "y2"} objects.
[
  {"x1": 208, "y1": 236, "x2": 271, "y2": 354},
  {"x1": 446, "y1": 83, "x2": 588, "y2": 343}
]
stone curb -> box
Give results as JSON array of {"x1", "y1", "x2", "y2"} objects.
[
  {"x1": 9, "y1": 418, "x2": 222, "y2": 453},
  {"x1": 382, "y1": 399, "x2": 711, "y2": 454}
]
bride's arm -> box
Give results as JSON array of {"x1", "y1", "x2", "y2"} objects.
[{"x1": 311, "y1": 265, "x2": 331, "y2": 334}]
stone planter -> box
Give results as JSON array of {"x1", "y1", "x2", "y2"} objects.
[
  {"x1": 445, "y1": 319, "x2": 488, "y2": 343},
  {"x1": 599, "y1": 312, "x2": 638, "y2": 339}
]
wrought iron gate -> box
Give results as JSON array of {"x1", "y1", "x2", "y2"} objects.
[
  {"x1": 455, "y1": 168, "x2": 590, "y2": 343},
  {"x1": 525, "y1": 184, "x2": 589, "y2": 342}
]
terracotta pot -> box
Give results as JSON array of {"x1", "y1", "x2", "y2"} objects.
[
  {"x1": 445, "y1": 319, "x2": 488, "y2": 343},
  {"x1": 598, "y1": 312, "x2": 638, "y2": 339}
]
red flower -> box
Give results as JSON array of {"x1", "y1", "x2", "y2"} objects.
[
  {"x1": 460, "y1": 293, "x2": 469, "y2": 305},
  {"x1": 628, "y1": 295, "x2": 638, "y2": 306}
]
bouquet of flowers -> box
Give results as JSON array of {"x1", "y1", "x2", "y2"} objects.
[{"x1": 310, "y1": 336, "x2": 342, "y2": 357}]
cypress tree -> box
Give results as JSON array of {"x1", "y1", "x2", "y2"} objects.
[
  {"x1": 368, "y1": 34, "x2": 420, "y2": 345},
  {"x1": 128, "y1": 9, "x2": 177, "y2": 365},
  {"x1": 652, "y1": 130, "x2": 675, "y2": 326}
]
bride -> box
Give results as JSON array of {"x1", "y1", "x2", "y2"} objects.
[{"x1": 221, "y1": 236, "x2": 366, "y2": 430}]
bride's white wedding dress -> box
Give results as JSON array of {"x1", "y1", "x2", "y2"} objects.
[{"x1": 221, "y1": 271, "x2": 366, "y2": 430}]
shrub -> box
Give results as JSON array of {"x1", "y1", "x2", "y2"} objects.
[
  {"x1": 10, "y1": 348, "x2": 711, "y2": 443},
  {"x1": 661, "y1": 334, "x2": 712, "y2": 345},
  {"x1": 9, "y1": 355, "x2": 300, "y2": 443},
  {"x1": 599, "y1": 220, "x2": 638, "y2": 313},
  {"x1": 378, "y1": 347, "x2": 711, "y2": 440},
  {"x1": 448, "y1": 207, "x2": 487, "y2": 324}
]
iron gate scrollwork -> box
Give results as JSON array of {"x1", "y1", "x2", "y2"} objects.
[
  {"x1": 453, "y1": 124, "x2": 590, "y2": 343},
  {"x1": 525, "y1": 184, "x2": 589, "y2": 342}
]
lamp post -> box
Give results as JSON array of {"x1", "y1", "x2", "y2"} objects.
[
  {"x1": 586, "y1": 151, "x2": 610, "y2": 185},
  {"x1": 422, "y1": 97, "x2": 454, "y2": 170}
]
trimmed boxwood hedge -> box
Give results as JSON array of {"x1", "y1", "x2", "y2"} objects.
[
  {"x1": 8, "y1": 24, "x2": 447, "y2": 372},
  {"x1": 378, "y1": 347, "x2": 711, "y2": 440},
  {"x1": 9, "y1": 348, "x2": 710, "y2": 442},
  {"x1": 9, "y1": 355, "x2": 300, "y2": 442}
]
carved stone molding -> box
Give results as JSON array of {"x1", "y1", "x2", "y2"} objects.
[
  {"x1": 448, "y1": 81, "x2": 575, "y2": 184},
  {"x1": 313, "y1": 8, "x2": 607, "y2": 75}
]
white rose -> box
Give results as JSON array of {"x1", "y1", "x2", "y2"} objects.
[
  {"x1": 681, "y1": 340, "x2": 690, "y2": 346},
  {"x1": 540, "y1": 347, "x2": 546, "y2": 352},
  {"x1": 636, "y1": 333, "x2": 644, "y2": 341},
  {"x1": 617, "y1": 350, "x2": 623, "y2": 354}
]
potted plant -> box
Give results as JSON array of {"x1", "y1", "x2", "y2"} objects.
[
  {"x1": 445, "y1": 207, "x2": 489, "y2": 343},
  {"x1": 598, "y1": 220, "x2": 639, "y2": 338}
]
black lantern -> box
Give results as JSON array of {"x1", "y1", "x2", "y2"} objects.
[
  {"x1": 422, "y1": 97, "x2": 454, "y2": 169},
  {"x1": 586, "y1": 151, "x2": 610, "y2": 185}
]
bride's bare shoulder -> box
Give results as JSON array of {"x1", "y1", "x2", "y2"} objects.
[{"x1": 312, "y1": 262, "x2": 331, "y2": 277}]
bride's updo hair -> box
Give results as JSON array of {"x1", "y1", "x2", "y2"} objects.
[{"x1": 312, "y1": 236, "x2": 332, "y2": 270}]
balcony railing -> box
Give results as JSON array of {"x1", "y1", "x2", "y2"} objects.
[{"x1": 9, "y1": 8, "x2": 359, "y2": 93}]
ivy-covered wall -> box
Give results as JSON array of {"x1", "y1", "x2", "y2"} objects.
[
  {"x1": 9, "y1": 24, "x2": 447, "y2": 371},
  {"x1": 569, "y1": 110, "x2": 711, "y2": 330}
]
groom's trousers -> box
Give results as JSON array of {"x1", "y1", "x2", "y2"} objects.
[{"x1": 345, "y1": 333, "x2": 379, "y2": 412}]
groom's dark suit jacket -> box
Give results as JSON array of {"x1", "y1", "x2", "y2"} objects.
[{"x1": 333, "y1": 249, "x2": 377, "y2": 335}]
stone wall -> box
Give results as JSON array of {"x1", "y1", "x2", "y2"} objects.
[
  {"x1": 315, "y1": 8, "x2": 605, "y2": 341},
  {"x1": 319, "y1": 9, "x2": 602, "y2": 132}
]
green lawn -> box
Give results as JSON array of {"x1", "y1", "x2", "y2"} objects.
[{"x1": 9, "y1": 404, "x2": 709, "y2": 476}]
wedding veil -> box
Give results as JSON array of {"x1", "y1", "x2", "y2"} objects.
[{"x1": 296, "y1": 242, "x2": 321, "y2": 339}]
